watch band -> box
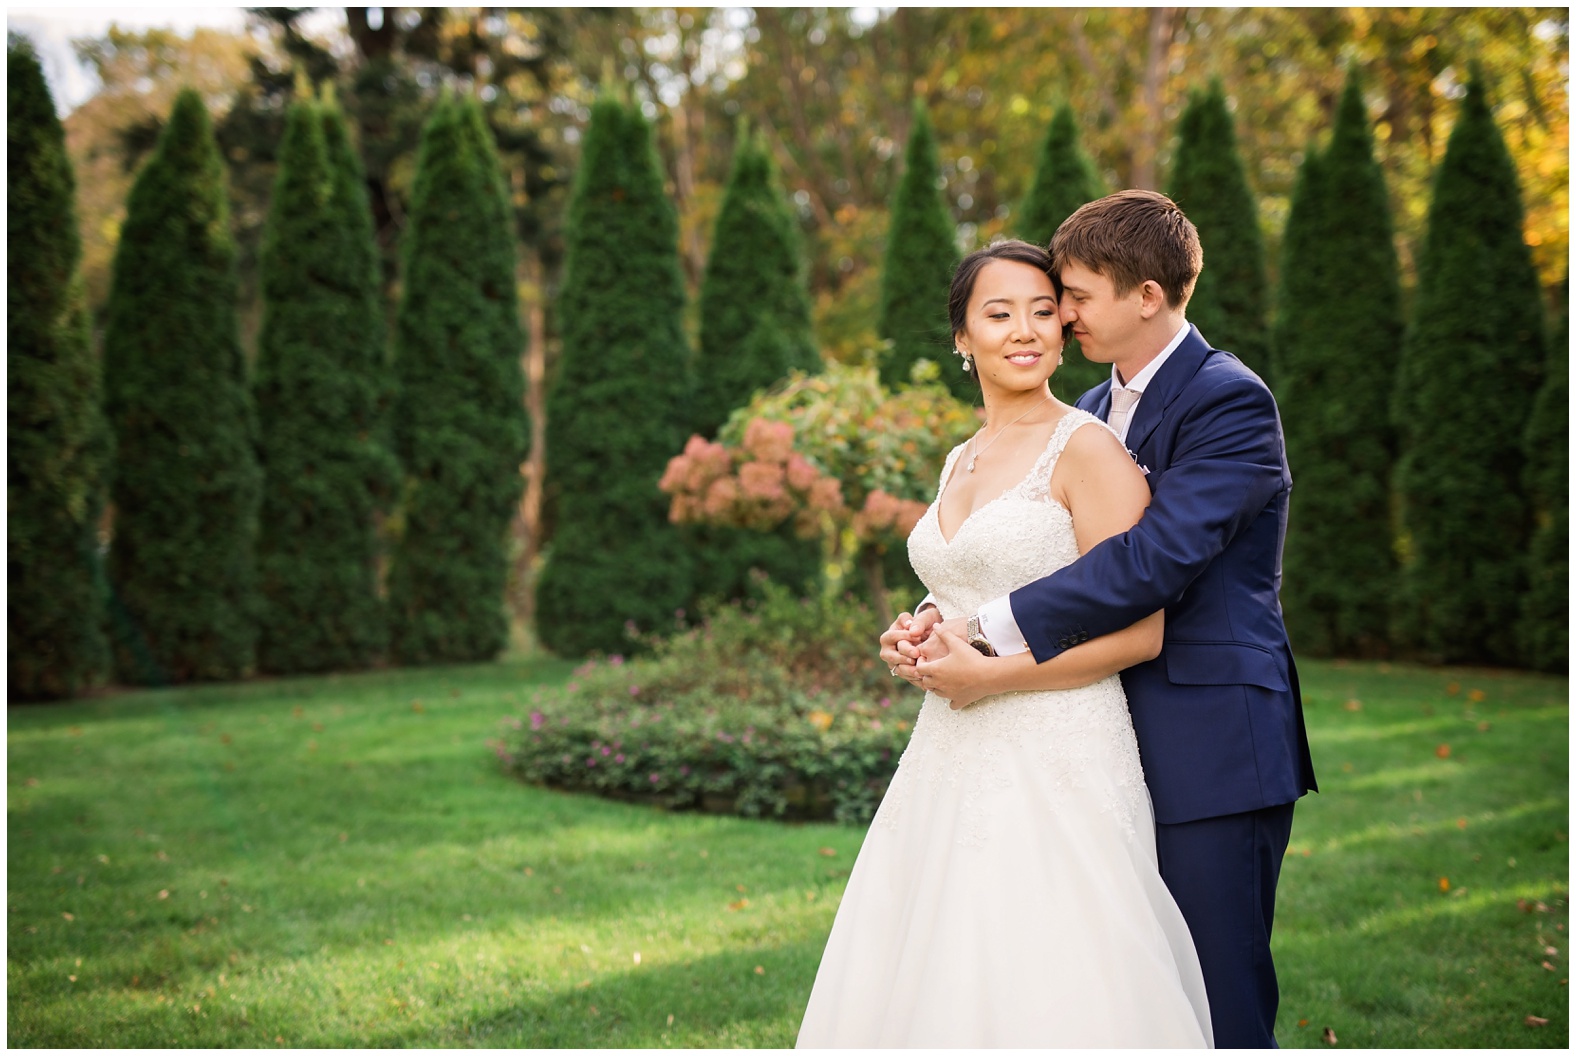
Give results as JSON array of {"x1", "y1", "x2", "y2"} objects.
[{"x1": 966, "y1": 614, "x2": 998, "y2": 657}]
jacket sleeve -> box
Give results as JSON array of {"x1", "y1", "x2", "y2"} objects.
[{"x1": 1010, "y1": 374, "x2": 1287, "y2": 663}]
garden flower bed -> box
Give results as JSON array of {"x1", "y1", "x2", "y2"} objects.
[{"x1": 498, "y1": 583, "x2": 923, "y2": 824}]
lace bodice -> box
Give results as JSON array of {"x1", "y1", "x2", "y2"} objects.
[
  {"x1": 881, "y1": 409, "x2": 1147, "y2": 846},
  {"x1": 909, "y1": 409, "x2": 1110, "y2": 619}
]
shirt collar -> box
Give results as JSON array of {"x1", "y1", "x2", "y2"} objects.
[{"x1": 1112, "y1": 321, "x2": 1190, "y2": 395}]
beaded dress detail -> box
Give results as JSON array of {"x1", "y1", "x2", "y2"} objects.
[{"x1": 797, "y1": 410, "x2": 1213, "y2": 1048}]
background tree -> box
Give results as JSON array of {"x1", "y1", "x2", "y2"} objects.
[
  {"x1": 253, "y1": 92, "x2": 398, "y2": 674},
  {"x1": 1016, "y1": 101, "x2": 1108, "y2": 403},
  {"x1": 7, "y1": 35, "x2": 112, "y2": 700},
  {"x1": 1518, "y1": 277, "x2": 1567, "y2": 672},
  {"x1": 877, "y1": 101, "x2": 965, "y2": 399},
  {"x1": 387, "y1": 93, "x2": 528, "y2": 665},
  {"x1": 1166, "y1": 79, "x2": 1271, "y2": 380},
  {"x1": 1392, "y1": 72, "x2": 1545, "y2": 665},
  {"x1": 689, "y1": 122, "x2": 822, "y2": 604},
  {"x1": 101, "y1": 88, "x2": 261, "y2": 684},
  {"x1": 1274, "y1": 71, "x2": 1404, "y2": 658},
  {"x1": 536, "y1": 93, "x2": 695, "y2": 656}
]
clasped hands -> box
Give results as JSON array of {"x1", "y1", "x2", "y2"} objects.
[{"x1": 879, "y1": 609, "x2": 995, "y2": 710}]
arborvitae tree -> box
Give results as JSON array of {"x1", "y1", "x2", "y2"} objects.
[
  {"x1": 1017, "y1": 102, "x2": 1108, "y2": 403},
  {"x1": 694, "y1": 123, "x2": 819, "y2": 435},
  {"x1": 536, "y1": 93, "x2": 694, "y2": 656},
  {"x1": 1392, "y1": 72, "x2": 1546, "y2": 665},
  {"x1": 387, "y1": 93, "x2": 528, "y2": 664},
  {"x1": 1518, "y1": 278, "x2": 1566, "y2": 672},
  {"x1": 253, "y1": 94, "x2": 398, "y2": 674},
  {"x1": 101, "y1": 89, "x2": 261, "y2": 684},
  {"x1": 1274, "y1": 71, "x2": 1403, "y2": 658},
  {"x1": 1167, "y1": 79, "x2": 1271, "y2": 381},
  {"x1": 7, "y1": 36, "x2": 111, "y2": 700},
  {"x1": 878, "y1": 102, "x2": 966, "y2": 399},
  {"x1": 691, "y1": 123, "x2": 821, "y2": 603}
]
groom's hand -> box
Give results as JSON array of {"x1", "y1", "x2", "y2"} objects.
[{"x1": 914, "y1": 624, "x2": 993, "y2": 710}]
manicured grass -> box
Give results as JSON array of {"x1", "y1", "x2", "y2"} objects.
[{"x1": 7, "y1": 657, "x2": 1568, "y2": 1047}]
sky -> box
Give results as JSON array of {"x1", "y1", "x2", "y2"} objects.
[{"x1": 7, "y1": 5, "x2": 323, "y2": 113}]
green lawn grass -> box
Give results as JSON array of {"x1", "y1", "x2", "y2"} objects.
[{"x1": 7, "y1": 657, "x2": 1568, "y2": 1047}]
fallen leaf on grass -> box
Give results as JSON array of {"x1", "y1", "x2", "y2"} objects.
[
  {"x1": 1343, "y1": 699, "x2": 1361, "y2": 712},
  {"x1": 666, "y1": 1014, "x2": 674, "y2": 1027},
  {"x1": 1477, "y1": 721, "x2": 1491, "y2": 732},
  {"x1": 754, "y1": 965, "x2": 765, "y2": 975},
  {"x1": 1322, "y1": 1026, "x2": 1337, "y2": 1045},
  {"x1": 1545, "y1": 945, "x2": 1558, "y2": 956},
  {"x1": 1435, "y1": 744, "x2": 1451, "y2": 758},
  {"x1": 632, "y1": 951, "x2": 641, "y2": 965},
  {"x1": 1468, "y1": 689, "x2": 1485, "y2": 703},
  {"x1": 157, "y1": 890, "x2": 169, "y2": 900},
  {"x1": 727, "y1": 898, "x2": 749, "y2": 911},
  {"x1": 1457, "y1": 818, "x2": 1468, "y2": 829},
  {"x1": 576, "y1": 979, "x2": 591, "y2": 989},
  {"x1": 1439, "y1": 877, "x2": 1451, "y2": 892},
  {"x1": 411, "y1": 701, "x2": 424, "y2": 713},
  {"x1": 68, "y1": 974, "x2": 76, "y2": 982},
  {"x1": 1542, "y1": 961, "x2": 1556, "y2": 971},
  {"x1": 1525, "y1": 1015, "x2": 1548, "y2": 1027},
  {"x1": 62, "y1": 912, "x2": 74, "y2": 921},
  {"x1": 1298, "y1": 1019, "x2": 1309, "y2": 1027},
  {"x1": 818, "y1": 847, "x2": 837, "y2": 857},
  {"x1": 1446, "y1": 682, "x2": 1460, "y2": 695},
  {"x1": 338, "y1": 832, "x2": 348, "y2": 843}
]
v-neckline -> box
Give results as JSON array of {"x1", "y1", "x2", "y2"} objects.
[{"x1": 934, "y1": 411, "x2": 1073, "y2": 545}]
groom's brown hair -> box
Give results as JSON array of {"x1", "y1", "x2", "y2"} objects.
[{"x1": 1049, "y1": 190, "x2": 1202, "y2": 310}]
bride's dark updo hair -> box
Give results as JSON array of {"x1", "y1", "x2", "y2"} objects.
[{"x1": 947, "y1": 239, "x2": 1064, "y2": 341}]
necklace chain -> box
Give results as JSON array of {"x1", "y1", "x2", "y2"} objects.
[{"x1": 967, "y1": 393, "x2": 1052, "y2": 473}]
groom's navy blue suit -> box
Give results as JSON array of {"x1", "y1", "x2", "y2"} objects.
[{"x1": 1011, "y1": 324, "x2": 1316, "y2": 1047}]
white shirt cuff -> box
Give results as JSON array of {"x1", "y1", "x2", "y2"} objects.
[
  {"x1": 916, "y1": 594, "x2": 938, "y2": 614},
  {"x1": 976, "y1": 594, "x2": 1030, "y2": 656}
]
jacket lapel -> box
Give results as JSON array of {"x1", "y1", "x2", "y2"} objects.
[{"x1": 1124, "y1": 324, "x2": 1210, "y2": 457}]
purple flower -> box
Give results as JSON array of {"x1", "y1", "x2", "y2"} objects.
[
  {"x1": 566, "y1": 681, "x2": 580, "y2": 693},
  {"x1": 530, "y1": 711, "x2": 545, "y2": 730},
  {"x1": 587, "y1": 758, "x2": 597, "y2": 767},
  {"x1": 609, "y1": 654, "x2": 625, "y2": 667},
  {"x1": 614, "y1": 753, "x2": 625, "y2": 764},
  {"x1": 601, "y1": 745, "x2": 611, "y2": 757},
  {"x1": 649, "y1": 773, "x2": 661, "y2": 784},
  {"x1": 629, "y1": 685, "x2": 641, "y2": 697},
  {"x1": 880, "y1": 697, "x2": 891, "y2": 708},
  {"x1": 679, "y1": 765, "x2": 691, "y2": 777}
]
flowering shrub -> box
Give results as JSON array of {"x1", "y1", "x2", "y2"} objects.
[
  {"x1": 659, "y1": 361, "x2": 978, "y2": 618},
  {"x1": 497, "y1": 578, "x2": 924, "y2": 824}
]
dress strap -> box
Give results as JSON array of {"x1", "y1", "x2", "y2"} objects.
[{"x1": 1019, "y1": 410, "x2": 1116, "y2": 501}]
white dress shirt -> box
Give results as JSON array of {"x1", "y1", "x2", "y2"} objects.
[{"x1": 971, "y1": 322, "x2": 1191, "y2": 655}]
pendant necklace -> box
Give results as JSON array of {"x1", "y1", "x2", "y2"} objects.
[{"x1": 968, "y1": 393, "x2": 1053, "y2": 473}]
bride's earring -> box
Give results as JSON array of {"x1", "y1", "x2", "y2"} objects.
[
  {"x1": 955, "y1": 347, "x2": 972, "y2": 373},
  {"x1": 1058, "y1": 351, "x2": 1064, "y2": 366}
]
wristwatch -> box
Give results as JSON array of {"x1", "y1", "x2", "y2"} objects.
[{"x1": 965, "y1": 614, "x2": 998, "y2": 657}]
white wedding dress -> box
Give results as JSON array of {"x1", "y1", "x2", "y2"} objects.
[{"x1": 796, "y1": 410, "x2": 1212, "y2": 1048}]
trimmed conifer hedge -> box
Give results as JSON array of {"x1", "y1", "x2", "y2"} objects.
[
  {"x1": 1392, "y1": 73, "x2": 1545, "y2": 665},
  {"x1": 690, "y1": 123, "x2": 822, "y2": 604},
  {"x1": 1017, "y1": 102, "x2": 1107, "y2": 403},
  {"x1": 387, "y1": 93, "x2": 528, "y2": 665},
  {"x1": 101, "y1": 89, "x2": 262, "y2": 685},
  {"x1": 1518, "y1": 280, "x2": 1567, "y2": 672},
  {"x1": 536, "y1": 93, "x2": 694, "y2": 656},
  {"x1": 254, "y1": 94, "x2": 398, "y2": 674},
  {"x1": 7, "y1": 37, "x2": 112, "y2": 700},
  {"x1": 1167, "y1": 80, "x2": 1270, "y2": 382},
  {"x1": 877, "y1": 102, "x2": 966, "y2": 400},
  {"x1": 1274, "y1": 72, "x2": 1402, "y2": 658}
]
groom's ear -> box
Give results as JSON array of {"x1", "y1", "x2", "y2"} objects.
[{"x1": 1136, "y1": 279, "x2": 1167, "y2": 319}]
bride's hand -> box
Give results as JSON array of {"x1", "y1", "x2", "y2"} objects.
[
  {"x1": 880, "y1": 608, "x2": 942, "y2": 684},
  {"x1": 914, "y1": 625, "x2": 995, "y2": 710}
]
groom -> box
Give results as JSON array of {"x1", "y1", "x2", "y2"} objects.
[{"x1": 887, "y1": 190, "x2": 1316, "y2": 1047}]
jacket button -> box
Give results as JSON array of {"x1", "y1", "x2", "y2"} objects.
[
  {"x1": 1078, "y1": 631, "x2": 1090, "y2": 643},
  {"x1": 1058, "y1": 637, "x2": 1070, "y2": 649}
]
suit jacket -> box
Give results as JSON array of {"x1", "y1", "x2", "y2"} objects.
[{"x1": 1012, "y1": 324, "x2": 1316, "y2": 824}]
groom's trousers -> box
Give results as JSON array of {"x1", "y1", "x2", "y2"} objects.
[{"x1": 1155, "y1": 801, "x2": 1297, "y2": 1049}]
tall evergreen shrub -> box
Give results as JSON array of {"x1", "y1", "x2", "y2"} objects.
[
  {"x1": 877, "y1": 102, "x2": 966, "y2": 399},
  {"x1": 1274, "y1": 72, "x2": 1403, "y2": 657},
  {"x1": 387, "y1": 93, "x2": 528, "y2": 665},
  {"x1": 695, "y1": 123, "x2": 819, "y2": 435},
  {"x1": 1017, "y1": 102, "x2": 1108, "y2": 403},
  {"x1": 7, "y1": 36, "x2": 112, "y2": 699},
  {"x1": 101, "y1": 89, "x2": 261, "y2": 684},
  {"x1": 1167, "y1": 80, "x2": 1270, "y2": 381},
  {"x1": 691, "y1": 123, "x2": 821, "y2": 602},
  {"x1": 254, "y1": 95, "x2": 398, "y2": 674},
  {"x1": 1392, "y1": 73, "x2": 1545, "y2": 665},
  {"x1": 536, "y1": 94, "x2": 694, "y2": 656},
  {"x1": 1518, "y1": 278, "x2": 1566, "y2": 671}
]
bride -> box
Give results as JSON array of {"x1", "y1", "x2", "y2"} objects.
[{"x1": 795, "y1": 240, "x2": 1212, "y2": 1047}]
